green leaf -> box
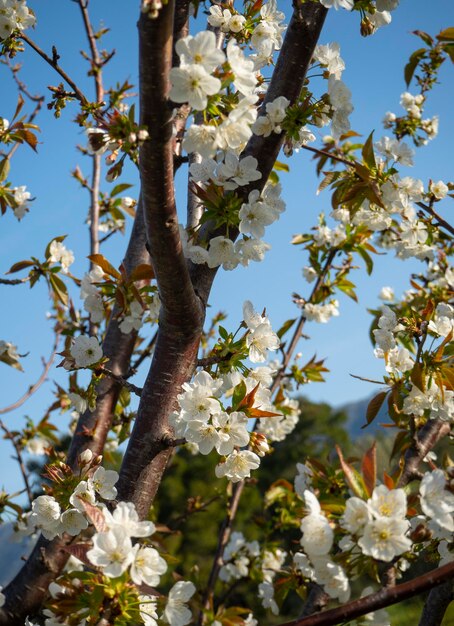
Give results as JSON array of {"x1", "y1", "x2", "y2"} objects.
[
  {"x1": 110, "y1": 183, "x2": 133, "y2": 197},
  {"x1": 273, "y1": 160, "x2": 290, "y2": 173},
  {"x1": 443, "y1": 43, "x2": 454, "y2": 64},
  {"x1": 336, "y1": 445, "x2": 368, "y2": 499},
  {"x1": 277, "y1": 318, "x2": 296, "y2": 339},
  {"x1": 436, "y1": 27, "x2": 454, "y2": 41},
  {"x1": 404, "y1": 48, "x2": 426, "y2": 86},
  {"x1": 49, "y1": 273, "x2": 68, "y2": 306},
  {"x1": 356, "y1": 246, "x2": 374, "y2": 275},
  {"x1": 0, "y1": 157, "x2": 10, "y2": 182},
  {"x1": 361, "y1": 132, "x2": 376, "y2": 169},
  {"x1": 232, "y1": 380, "x2": 247, "y2": 409}
]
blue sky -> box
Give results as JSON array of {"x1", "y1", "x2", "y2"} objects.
[{"x1": 0, "y1": 0, "x2": 453, "y2": 499}]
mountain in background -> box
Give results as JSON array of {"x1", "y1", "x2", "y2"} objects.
[{"x1": 341, "y1": 391, "x2": 390, "y2": 439}]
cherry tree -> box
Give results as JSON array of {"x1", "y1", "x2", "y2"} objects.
[{"x1": 0, "y1": 1, "x2": 453, "y2": 625}]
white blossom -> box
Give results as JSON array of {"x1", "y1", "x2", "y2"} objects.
[
  {"x1": 103, "y1": 501, "x2": 156, "y2": 538},
  {"x1": 131, "y1": 545, "x2": 168, "y2": 586},
  {"x1": 169, "y1": 65, "x2": 221, "y2": 110},
  {"x1": 70, "y1": 335, "x2": 103, "y2": 368},
  {"x1": 163, "y1": 581, "x2": 196, "y2": 626},
  {"x1": 60, "y1": 508, "x2": 89, "y2": 536},
  {"x1": 215, "y1": 450, "x2": 260, "y2": 482},
  {"x1": 89, "y1": 466, "x2": 119, "y2": 500},
  {"x1": 358, "y1": 518, "x2": 411, "y2": 562},
  {"x1": 87, "y1": 526, "x2": 134, "y2": 577}
]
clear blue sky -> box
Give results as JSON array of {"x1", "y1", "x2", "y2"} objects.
[{"x1": 0, "y1": 0, "x2": 453, "y2": 498}]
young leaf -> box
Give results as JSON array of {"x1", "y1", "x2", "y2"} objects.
[
  {"x1": 6, "y1": 259, "x2": 35, "y2": 274},
  {"x1": 88, "y1": 254, "x2": 121, "y2": 279},
  {"x1": 361, "y1": 132, "x2": 376, "y2": 169},
  {"x1": 129, "y1": 263, "x2": 155, "y2": 282},
  {"x1": 0, "y1": 157, "x2": 10, "y2": 182},
  {"x1": 336, "y1": 445, "x2": 368, "y2": 499},
  {"x1": 110, "y1": 183, "x2": 133, "y2": 197},
  {"x1": 361, "y1": 442, "x2": 377, "y2": 497},
  {"x1": 49, "y1": 273, "x2": 68, "y2": 306}
]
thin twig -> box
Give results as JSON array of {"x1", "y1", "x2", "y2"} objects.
[
  {"x1": 0, "y1": 420, "x2": 33, "y2": 506},
  {"x1": 76, "y1": 0, "x2": 104, "y2": 272},
  {"x1": 0, "y1": 277, "x2": 30, "y2": 285},
  {"x1": 127, "y1": 330, "x2": 158, "y2": 377},
  {"x1": 416, "y1": 201, "x2": 454, "y2": 237},
  {"x1": 299, "y1": 143, "x2": 355, "y2": 167},
  {"x1": 19, "y1": 33, "x2": 88, "y2": 105},
  {"x1": 100, "y1": 368, "x2": 142, "y2": 397},
  {"x1": 271, "y1": 248, "x2": 338, "y2": 396},
  {"x1": 0, "y1": 333, "x2": 60, "y2": 415}
]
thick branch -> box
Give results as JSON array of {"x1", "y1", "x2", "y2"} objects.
[
  {"x1": 418, "y1": 581, "x2": 454, "y2": 626},
  {"x1": 116, "y1": 321, "x2": 203, "y2": 517},
  {"x1": 138, "y1": 4, "x2": 201, "y2": 329},
  {"x1": 278, "y1": 562, "x2": 454, "y2": 626},
  {"x1": 190, "y1": 2, "x2": 328, "y2": 306}
]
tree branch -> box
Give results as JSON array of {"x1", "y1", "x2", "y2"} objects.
[
  {"x1": 0, "y1": 419, "x2": 33, "y2": 506},
  {"x1": 416, "y1": 201, "x2": 454, "y2": 237},
  {"x1": 418, "y1": 581, "x2": 454, "y2": 626},
  {"x1": 278, "y1": 562, "x2": 454, "y2": 626},
  {"x1": 0, "y1": 332, "x2": 60, "y2": 415},
  {"x1": 397, "y1": 418, "x2": 451, "y2": 488},
  {"x1": 19, "y1": 33, "x2": 88, "y2": 105},
  {"x1": 138, "y1": 3, "x2": 201, "y2": 328},
  {"x1": 189, "y1": 2, "x2": 328, "y2": 306}
]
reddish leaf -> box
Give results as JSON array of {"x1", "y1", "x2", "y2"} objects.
[
  {"x1": 248, "y1": 408, "x2": 282, "y2": 418},
  {"x1": 6, "y1": 259, "x2": 34, "y2": 274},
  {"x1": 63, "y1": 542, "x2": 91, "y2": 566},
  {"x1": 362, "y1": 390, "x2": 388, "y2": 428},
  {"x1": 336, "y1": 445, "x2": 368, "y2": 499},
  {"x1": 383, "y1": 472, "x2": 395, "y2": 489},
  {"x1": 79, "y1": 499, "x2": 108, "y2": 532},
  {"x1": 361, "y1": 442, "x2": 377, "y2": 497}
]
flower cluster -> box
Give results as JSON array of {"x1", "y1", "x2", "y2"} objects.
[
  {"x1": 383, "y1": 91, "x2": 439, "y2": 146},
  {"x1": 182, "y1": 181, "x2": 285, "y2": 271},
  {"x1": 47, "y1": 239, "x2": 75, "y2": 274},
  {"x1": 287, "y1": 462, "x2": 454, "y2": 620},
  {"x1": 219, "y1": 531, "x2": 260, "y2": 582},
  {"x1": 170, "y1": 302, "x2": 286, "y2": 480},
  {"x1": 29, "y1": 461, "x2": 118, "y2": 540},
  {"x1": 0, "y1": 0, "x2": 35, "y2": 40}
]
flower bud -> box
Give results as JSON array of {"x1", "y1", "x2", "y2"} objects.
[{"x1": 250, "y1": 432, "x2": 270, "y2": 457}]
